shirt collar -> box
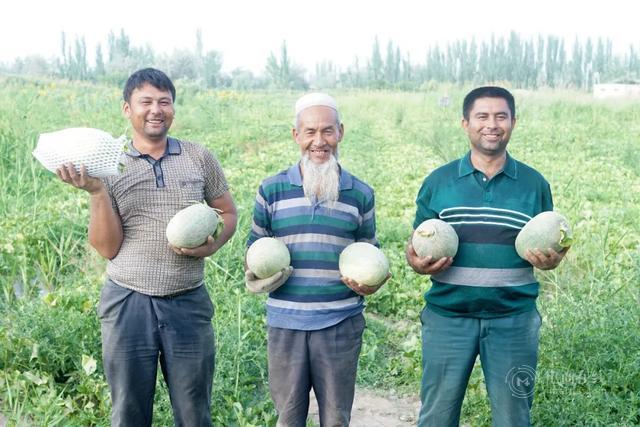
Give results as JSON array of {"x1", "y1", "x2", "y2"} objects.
[
  {"x1": 458, "y1": 150, "x2": 518, "y2": 180},
  {"x1": 287, "y1": 162, "x2": 354, "y2": 190},
  {"x1": 458, "y1": 151, "x2": 475, "y2": 177},
  {"x1": 124, "y1": 137, "x2": 182, "y2": 158}
]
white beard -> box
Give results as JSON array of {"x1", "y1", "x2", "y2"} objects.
[{"x1": 301, "y1": 154, "x2": 340, "y2": 205}]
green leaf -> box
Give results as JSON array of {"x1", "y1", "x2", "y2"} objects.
[
  {"x1": 23, "y1": 371, "x2": 47, "y2": 385},
  {"x1": 82, "y1": 354, "x2": 97, "y2": 376}
]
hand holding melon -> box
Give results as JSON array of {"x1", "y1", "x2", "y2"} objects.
[
  {"x1": 244, "y1": 267, "x2": 293, "y2": 294},
  {"x1": 515, "y1": 211, "x2": 572, "y2": 270},
  {"x1": 339, "y1": 242, "x2": 391, "y2": 295},
  {"x1": 56, "y1": 162, "x2": 106, "y2": 195},
  {"x1": 245, "y1": 237, "x2": 292, "y2": 293},
  {"x1": 412, "y1": 219, "x2": 459, "y2": 259},
  {"x1": 166, "y1": 204, "x2": 224, "y2": 255},
  {"x1": 406, "y1": 219, "x2": 457, "y2": 275}
]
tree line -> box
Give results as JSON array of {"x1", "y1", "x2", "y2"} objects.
[{"x1": 2, "y1": 29, "x2": 639, "y2": 91}]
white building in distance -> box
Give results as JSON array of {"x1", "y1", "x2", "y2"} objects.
[{"x1": 593, "y1": 83, "x2": 640, "y2": 99}]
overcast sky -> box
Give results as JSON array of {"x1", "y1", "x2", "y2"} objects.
[{"x1": 3, "y1": 0, "x2": 638, "y2": 73}]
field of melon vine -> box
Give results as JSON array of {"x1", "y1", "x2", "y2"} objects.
[{"x1": 0, "y1": 76, "x2": 638, "y2": 426}]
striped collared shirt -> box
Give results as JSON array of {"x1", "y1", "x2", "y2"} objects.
[
  {"x1": 248, "y1": 163, "x2": 377, "y2": 330},
  {"x1": 414, "y1": 151, "x2": 553, "y2": 318}
]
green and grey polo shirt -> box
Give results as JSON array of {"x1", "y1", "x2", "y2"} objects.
[
  {"x1": 102, "y1": 137, "x2": 229, "y2": 296},
  {"x1": 413, "y1": 151, "x2": 553, "y2": 318}
]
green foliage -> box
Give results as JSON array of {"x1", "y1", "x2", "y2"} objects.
[
  {"x1": 4, "y1": 29, "x2": 639, "y2": 91},
  {"x1": 0, "y1": 77, "x2": 638, "y2": 425},
  {"x1": 265, "y1": 41, "x2": 308, "y2": 90}
]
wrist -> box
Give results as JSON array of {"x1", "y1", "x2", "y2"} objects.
[{"x1": 88, "y1": 185, "x2": 107, "y2": 197}]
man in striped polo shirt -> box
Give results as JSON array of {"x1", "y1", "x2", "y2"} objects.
[
  {"x1": 406, "y1": 86, "x2": 569, "y2": 426},
  {"x1": 57, "y1": 68, "x2": 237, "y2": 426},
  {"x1": 246, "y1": 93, "x2": 388, "y2": 426}
]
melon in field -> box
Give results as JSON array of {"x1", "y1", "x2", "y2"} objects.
[
  {"x1": 412, "y1": 219, "x2": 459, "y2": 259},
  {"x1": 166, "y1": 204, "x2": 223, "y2": 248},
  {"x1": 246, "y1": 237, "x2": 291, "y2": 279},
  {"x1": 515, "y1": 211, "x2": 573, "y2": 260},
  {"x1": 339, "y1": 242, "x2": 389, "y2": 287}
]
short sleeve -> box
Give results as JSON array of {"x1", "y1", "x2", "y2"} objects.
[
  {"x1": 413, "y1": 177, "x2": 438, "y2": 229},
  {"x1": 247, "y1": 184, "x2": 272, "y2": 247},
  {"x1": 355, "y1": 190, "x2": 378, "y2": 246},
  {"x1": 541, "y1": 180, "x2": 554, "y2": 212},
  {"x1": 201, "y1": 148, "x2": 229, "y2": 202},
  {"x1": 100, "y1": 176, "x2": 120, "y2": 216}
]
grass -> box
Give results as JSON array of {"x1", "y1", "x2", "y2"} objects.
[{"x1": 0, "y1": 75, "x2": 638, "y2": 425}]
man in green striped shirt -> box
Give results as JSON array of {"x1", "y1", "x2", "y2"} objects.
[{"x1": 406, "y1": 86, "x2": 569, "y2": 426}]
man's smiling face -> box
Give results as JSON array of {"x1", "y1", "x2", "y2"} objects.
[
  {"x1": 293, "y1": 105, "x2": 343, "y2": 164},
  {"x1": 462, "y1": 97, "x2": 515, "y2": 157},
  {"x1": 124, "y1": 83, "x2": 175, "y2": 142}
]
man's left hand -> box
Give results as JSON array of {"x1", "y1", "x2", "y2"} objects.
[
  {"x1": 169, "y1": 236, "x2": 216, "y2": 258},
  {"x1": 525, "y1": 247, "x2": 569, "y2": 270},
  {"x1": 342, "y1": 273, "x2": 391, "y2": 296}
]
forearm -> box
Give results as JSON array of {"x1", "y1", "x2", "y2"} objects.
[{"x1": 88, "y1": 189, "x2": 123, "y2": 259}]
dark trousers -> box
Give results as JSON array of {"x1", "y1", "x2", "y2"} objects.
[
  {"x1": 267, "y1": 314, "x2": 366, "y2": 427},
  {"x1": 419, "y1": 307, "x2": 542, "y2": 427},
  {"x1": 98, "y1": 279, "x2": 216, "y2": 427}
]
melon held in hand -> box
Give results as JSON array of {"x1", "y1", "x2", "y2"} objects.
[
  {"x1": 515, "y1": 211, "x2": 573, "y2": 260},
  {"x1": 412, "y1": 219, "x2": 459, "y2": 259},
  {"x1": 246, "y1": 237, "x2": 291, "y2": 279},
  {"x1": 166, "y1": 204, "x2": 223, "y2": 248},
  {"x1": 339, "y1": 242, "x2": 389, "y2": 287}
]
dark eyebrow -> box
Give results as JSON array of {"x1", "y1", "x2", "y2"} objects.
[{"x1": 138, "y1": 96, "x2": 172, "y2": 101}]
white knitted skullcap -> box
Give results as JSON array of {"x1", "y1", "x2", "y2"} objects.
[{"x1": 294, "y1": 93, "x2": 338, "y2": 115}]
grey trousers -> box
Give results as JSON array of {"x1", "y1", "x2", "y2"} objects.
[
  {"x1": 98, "y1": 279, "x2": 216, "y2": 427},
  {"x1": 267, "y1": 314, "x2": 366, "y2": 427}
]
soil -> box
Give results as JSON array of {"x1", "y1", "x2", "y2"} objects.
[
  {"x1": 0, "y1": 390, "x2": 422, "y2": 427},
  {"x1": 308, "y1": 387, "x2": 421, "y2": 426}
]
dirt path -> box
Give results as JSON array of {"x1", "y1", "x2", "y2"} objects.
[{"x1": 308, "y1": 387, "x2": 420, "y2": 426}]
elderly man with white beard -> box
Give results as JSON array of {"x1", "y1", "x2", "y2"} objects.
[{"x1": 245, "y1": 93, "x2": 389, "y2": 426}]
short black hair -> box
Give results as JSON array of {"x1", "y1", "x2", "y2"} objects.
[
  {"x1": 462, "y1": 86, "x2": 515, "y2": 120},
  {"x1": 123, "y1": 68, "x2": 176, "y2": 103}
]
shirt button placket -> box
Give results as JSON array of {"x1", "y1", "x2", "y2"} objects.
[
  {"x1": 484, "y1": 178, "x2": 492, "y2": 202},
  {"x1": 154, "y1": 162, "x2": 164, "y2": 188}
]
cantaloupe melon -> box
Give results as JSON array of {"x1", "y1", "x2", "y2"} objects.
[
  {"x1": 515, "y1": 211, "x2": 573, "y2": 260},
  {"x1": 166, "y1": 204, "x2": 223, "y2": 248},
  {"x1": 412, "y1": 219, "x2": 459, "y2": 259},
  {"x1": 246, "y1": 237, "x2": 291, "y2": 279},
  {"x1": 339, "y1": 242, "x2": 389, "y2": 287}
]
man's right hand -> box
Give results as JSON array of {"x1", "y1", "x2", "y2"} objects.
[
  {"x1": 405, "y1": 241, "x2": 453, "y2": 275},
  {"x1": 56, "y1": 163, "x2": 105, "y2": 195},
  {"x1": 245, "y1": 266, "x2": 293, "y2": 294}
]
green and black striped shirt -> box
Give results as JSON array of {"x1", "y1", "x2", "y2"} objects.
[{"x1": 413, "y1": 151, "x2": 553, "y2": 318}]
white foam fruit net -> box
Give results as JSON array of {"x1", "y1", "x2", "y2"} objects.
[{"x1": 33, "y1": 127, "x2": 127, "y2": 178}]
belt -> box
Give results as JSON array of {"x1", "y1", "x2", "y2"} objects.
[{"x1": 156, "y1": 284, "x2": 202, "y2": 299}]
